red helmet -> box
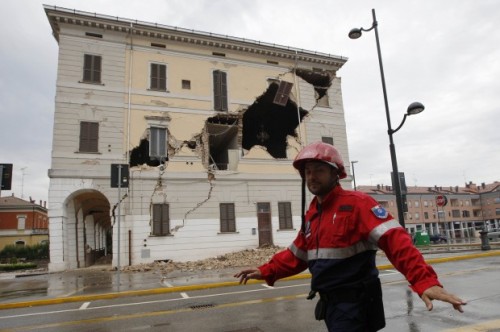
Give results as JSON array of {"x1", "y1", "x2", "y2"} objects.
[{"x1": 293, "y1": 141, "x2": 347, "y2": 179}]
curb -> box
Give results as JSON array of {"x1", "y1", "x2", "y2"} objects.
[{"x1": 1, "y1": 250, "x2": 499, "y2": 310}]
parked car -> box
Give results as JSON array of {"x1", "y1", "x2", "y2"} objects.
[{"x1": 429, "y1": 234, "x2": 447, "y2": 244}]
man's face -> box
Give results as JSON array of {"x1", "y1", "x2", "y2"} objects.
[{"x1": 304, "y1": 161, "x2": 338, "y2": 200}]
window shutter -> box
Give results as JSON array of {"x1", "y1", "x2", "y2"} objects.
[
  {"x1": 162, "y1": 204, "x2": 170, "y2": 235},
  {"x1": 278, "y1": 202, "x2": 292, "y2": 229},
  {"x1": 93, "y1": 55, "x2": 101, "y2": 83},
  {"x1": 213, "y1": 71, "x2": 228, "y2": 111},
  {"x1": 83, "y1": 55, "x2": 101, "y2": 83},
  {"x1": 273, "y1": 81, "x2": 293, "y2": 106},
  {"x1": 80, "y1": 122, "x2": 99, "y2": 152},
  {"x1": 83, "y1": 54, "x2": 92, "y2": 82},
  {"x1": 278, "y1": 202, "x2": 286, "y2": 229},
  {"x1": 152, "y1": 204, "x2": 162, "y2": 235},
  {"x1": 220, "y1": 203, "x2": 235, "y2": 232},
  {"x1": 151, "y1": 64, "x2": 166, "y2": 90}
]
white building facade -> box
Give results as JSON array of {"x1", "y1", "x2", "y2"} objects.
[{"x1": 44, "y1": 5, "x2": 351, "y2": 272}]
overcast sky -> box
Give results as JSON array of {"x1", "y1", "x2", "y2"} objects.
[{"x1": 1, "y1": 0, "x2": 499, "y2": 205}]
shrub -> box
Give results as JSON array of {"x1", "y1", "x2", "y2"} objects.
[
  {"x1": 0, "y1": 262, "x2": 37, "y2": 271},
  {"x1": 0, "y1": 242, "x2": 49, "y2": 261}
]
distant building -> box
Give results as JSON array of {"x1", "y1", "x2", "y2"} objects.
[
  {"x1": 357, "y1": 181, "x2": 500, "y2": 237},
  {"x1": 0, "y1": 195, "x2": 48, "y2": 250},
  {"x1": 44, "y1": 6, "x2": 350, "y2": 271}
]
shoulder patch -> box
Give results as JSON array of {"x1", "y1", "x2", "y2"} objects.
[
  {"x1": 371, "y1": 205, "x2": 388, "y2": 219},
  {"x1": 339, "y1": 205, "x2": 353, "y2": 212}
]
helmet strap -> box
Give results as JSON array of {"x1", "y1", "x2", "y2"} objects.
[{"x1": 300, "y1": 177, "x2": 306, "y2": 233}]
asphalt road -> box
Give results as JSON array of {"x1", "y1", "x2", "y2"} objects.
[{"x1": 0, "y1": 255, "x2": 499, "y2": 331}]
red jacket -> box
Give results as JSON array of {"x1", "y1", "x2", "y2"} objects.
[{"x1": 258, "y1": 185, "x2": 441, "y2": 295}]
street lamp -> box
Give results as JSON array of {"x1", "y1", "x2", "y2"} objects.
[
  {"x1": 351, "y1": 160, "x2": 358, "y2": 191},
  {"x1": 349, "y1": 9, "x2": 425, "y2": 230}
]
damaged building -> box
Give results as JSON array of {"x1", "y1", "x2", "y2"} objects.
[{"x1": 44, "y1": 5, "x2": 351, "y2": 272}]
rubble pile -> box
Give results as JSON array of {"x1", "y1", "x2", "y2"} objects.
[{"x1": 121, "y1": 245, "x2": 284, "y2": 274}]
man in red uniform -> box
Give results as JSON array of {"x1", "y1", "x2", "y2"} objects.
[{"x1": 235, "y1": 141, "x2": 465, "y2": 331}]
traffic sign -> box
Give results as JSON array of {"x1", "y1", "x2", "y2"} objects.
[{"x1": 436, "y1": 195, "x2": 448, "y2": 207}]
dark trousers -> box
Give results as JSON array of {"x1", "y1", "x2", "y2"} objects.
[{"x1": 317, "y1": 278, "x2": 385, "y2": 332}]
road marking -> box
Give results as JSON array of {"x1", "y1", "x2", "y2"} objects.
[
  {"x1": 0, "y1": 283, "x2": 309, "y2": 320},
  {"x1": 441, "y1": 319, "x2": 500, "y2": 331},
  {"x1": 79, "y1": 302, "x2": 90, "y2": 310},
  {"x1": 1, "y1": 293, "x2": 305, "y2": 331},
  {"x1": 261, "y1": 284, "x2": 274, "y2": 289},
  {"x1": 180, "y1": 292, "x2": 189, "y2": 298}
]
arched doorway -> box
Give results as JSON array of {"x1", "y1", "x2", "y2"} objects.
[{"x1": 63, "y1": 190, "x2": 111, "y2": 268}]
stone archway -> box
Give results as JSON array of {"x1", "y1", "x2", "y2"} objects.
[{"x1": 51, "y1": 189, "x2": 111, "y2": 270}]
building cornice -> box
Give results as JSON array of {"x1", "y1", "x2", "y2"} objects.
[{"x1": 44, "y1": 5, "x2": 347, "y2": 70}]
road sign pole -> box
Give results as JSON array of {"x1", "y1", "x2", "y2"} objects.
[
  {"x1": 117, "y1": 164, "x2": 121, "y2": 291},
  {"x1": 0, "y1": 165, "x2": 3, "y2": 197}
]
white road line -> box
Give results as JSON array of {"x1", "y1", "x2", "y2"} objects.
[
  {"x1": 261, "y1": 284, "x2": 274, "y2": 289},
  {"x1": 79, "y1": 302, "x2": 90, "y2": 310},
  {"x1": 0, "y1": 283, "x2": 310, "y2": 320},
  {"x1": 180, "y1": 292, "x2": 189, "y2": 298}
]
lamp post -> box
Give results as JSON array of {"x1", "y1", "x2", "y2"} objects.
[
  {"x1": 349, "y1": 9, "x2": 425, "y2": 230},
  {"x1": 351, "y1": 160, "x2": 358, "y2": 191}
]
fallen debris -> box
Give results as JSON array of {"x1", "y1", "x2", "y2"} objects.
[{"x1": 121, "y1": 245, "x2": 284, "y2": 274}]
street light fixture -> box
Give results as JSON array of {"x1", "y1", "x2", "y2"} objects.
[
  {"x1": 349, "y1": 9, "x2": 425, "y2": 230},
  {"x1": 351, "y1": 160, "x2": 358, "y2": 191}
]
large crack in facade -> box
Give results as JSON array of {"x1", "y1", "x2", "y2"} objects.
[{"x1": 127, "y1": 70, "x2": 331, "y2": 227}]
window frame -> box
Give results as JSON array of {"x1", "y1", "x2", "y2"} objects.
[
  {"x1": 150, "y1": 63, "x2": 167, "y2": 91},
  {"x1": 149, "y1": 126, "x2": 167, "y2": 160},
  {"x1": 79, "y1": 121, "x2": 99, "y2": 153},
  {"x1": 213, "y1": 70, "x2": 228, "y2": 111},
  {"x1": 220, "y1": 203, "x2": 236, "y2": 233},
  {"x1": 321, "y1": 137, "x2": 334, "y2": 145},
  {"x1": 82, "y1": 54, "x2": 102, "y2": 84},
  {"x1": 152, "y1": 203, "x2": 170, "y2": 236},
  {"x1": 278, "y1": 202, "x2": 293, "y2": 230}
]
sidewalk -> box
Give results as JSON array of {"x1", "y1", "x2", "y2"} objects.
[{"x1": 1, "y1": 249, "x2": 499, "y2": 310}]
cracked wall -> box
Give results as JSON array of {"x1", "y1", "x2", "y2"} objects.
[{"x1": 128, "y1": 68, "x2": 334, "y2": 169}]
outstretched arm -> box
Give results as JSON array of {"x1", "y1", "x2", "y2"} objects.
[{"x1": 421, "y1": 285, "x2": 466, "y2": 313}]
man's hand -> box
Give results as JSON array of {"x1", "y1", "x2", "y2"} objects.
[
  {"x1": 421, "y1": 286, "x2": 466, "y2": 313},
  {"x1": 234, "y1": 268, "x2": 262, "y2": 284}
]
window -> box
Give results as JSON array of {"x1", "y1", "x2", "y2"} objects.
[
  {"x1": 83, "y1": 54, "x2": 101, "y2": 83},
  {"x1": 496, "y1": 208, "x2": 500, "y2": 216},
  {"x1": 424, "y1": 200, "x2": 428, "y2": 207},
  {"x1": 220, "y1": 203, "x2": 236, "y2": 232},
  {"x1": 182, "y1": 80, "x2": 191, "y2": 89},
  {"x1": 150, "y1": 63, "x2": 167, "y2": 91},
  {"x1": 152, "y1": 204, "x2": 170, "y2": 236},
  {"x1": 278, "y1": 202, "x2": 293, "y2": 230},
  {"x1": 149, "y1": 127, "x2": 167, "y2": 159},
  {"x1": 273, "y1": 81, "x2": 293, "y2": 106},
  {"x1": 424, "y1": 212, "x2": 429, "y2": 219},
  {"x1": 79, "y1": 121, "x2": 99, "y2": 153},
  {"x1": 414, "y1": 201, "x2": 420, "y2": 208},
  {"x1": 414, "y1": 212, "x2": 420, "y2": 220},
  {"x1": 321, "y1": 137, "x2": 334, "y2": 145},
  {"x1": 17, "y1": 215, "x2": 26, "y2": 230},
  {"x1": 462, "y1": 210, "x2": 471, "y2": 217},
  {"x1": 213, "y1": 70, "x2": 228, "y2": 111},
  {"x1": 452, "y1": 210, "x2": 461, "y2": 218}
]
